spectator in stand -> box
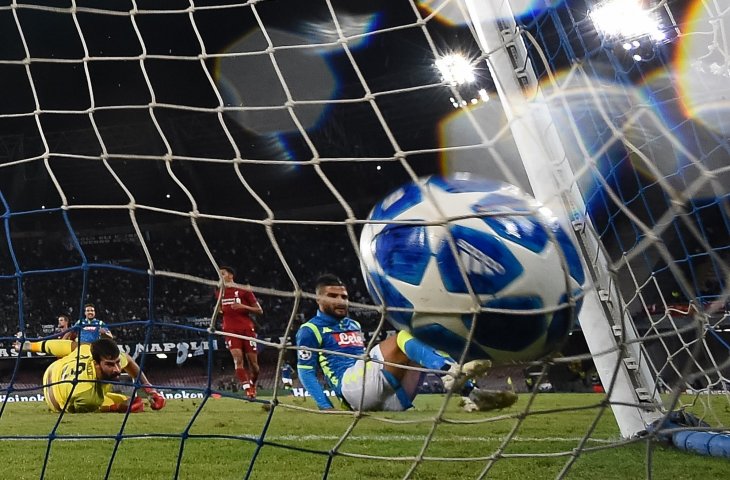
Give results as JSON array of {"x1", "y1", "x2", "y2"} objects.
[
  {"x1": 217, "y1": 266, "x2": 264, "y2": 399},
  {"x1": 15, "y1": 337, "x2": 165, "y2": 413}
]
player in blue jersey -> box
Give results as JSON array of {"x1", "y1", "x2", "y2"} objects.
[
  {"x1": 18, "y1": 306, "x2": 113, "y2": 360},
  {"x1": 69, "y1": 303, "x2": 113, "y2": 343},
  {"x1": 296, "y1": 274, "x2": 509, "y2": 412},
  {"x1": 281, "y1": 362, "x2": 294, "y2": 390}
]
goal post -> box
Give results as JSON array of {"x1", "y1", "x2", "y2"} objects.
[
  {"x1": 456, "y1": 0, "x2": 730, "y2": 439},
  {"x1": 463, "y1": 0, "x2": 664, "y2": 437}
]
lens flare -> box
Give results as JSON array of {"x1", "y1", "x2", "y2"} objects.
[
  {"x1": 419, "y1": 0, "x2": 555, "y2": 26},
  {"x1": 437, "y1": 96, "x2": 530, "y2": 188},
  {"x1": 674, "y1": 0, "x2": 730, "y2": 137},
  {"x1": 214, "y1": 28, "x2": 336, "y2": 135}
]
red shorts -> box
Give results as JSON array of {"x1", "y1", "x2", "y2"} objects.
[{"x1": 224, "y1": 327, "x2": 257, "y2": 354}]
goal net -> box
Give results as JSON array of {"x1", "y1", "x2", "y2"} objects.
[{"x1": 0, "y1": 0, "x2": 728, "y2": 478}]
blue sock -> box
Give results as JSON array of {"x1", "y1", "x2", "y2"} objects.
[{"x1": 396, "y1": 331, "x2": 453, "y2": 370}]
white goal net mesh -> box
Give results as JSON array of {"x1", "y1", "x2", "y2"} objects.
[{"x1": 0, "y1": 0, "x2": 728, "y2": 478}]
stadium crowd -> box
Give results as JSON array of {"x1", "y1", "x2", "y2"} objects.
[
  {"x1": 0, "y1": 220, "x2": 373, "y2": 344},
  {"x1": 3, "y1": 220, "x2": 725, "y2": 396}
]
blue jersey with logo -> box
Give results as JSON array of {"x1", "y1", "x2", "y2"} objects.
[
  {"x1": 296, "y1": 311, "x2": 364, "y2": 409},
  {"x1": 74, "y1": 318, "x2": 108, "y2": 343}
]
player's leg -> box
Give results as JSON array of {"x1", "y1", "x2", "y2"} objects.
[
  {"x1": 400, "y1": 365, "x2": 424, "y2": 393},
  {"x1": 99, "y1": 392, "x2": 144, "y2": 413},
  {"x1": 340, "y1": 345, "x2": 410, "y2": 411},
  {"x1": 338, "y1": 343, "x2": 425, "y2": 412},
  {"x1": 230, "y1": 347, "x2": 250, "y2": 386},
  {"x1": 395, "y1": 331, "x2": 454, "y2": 370},
  {"x1": 242, "y1": 332, "x2": 259, "y2": 399},
  {"x1": 17, "y1": 339, "x2": 77, "y2": 357},
  {"x1": 244, "y1": 351, "x2": 259, "y2": 399},
  {"x1": 42, "y1": 361, "x2": 63, "y2": 412},
  {"x1": 378, "y1": 331, "x2": 454, "y2": 380},
  {"x1": 225, "y1": 332, "x2": 252, "y2": 390},
  {"x1": 373, "y1": 332, "x2": 446, "y2": 408},
  {"x1": 383, "y1": 367, "x2": 424, "y2": 411},
  {"x1": 382, "y1": 331, "x2": 494, "y2": 408}
]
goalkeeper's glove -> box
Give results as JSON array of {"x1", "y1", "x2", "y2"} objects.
[
  {"x1": 12, "y1": 332, "x2": 27, "y2": 351},
  {"x1": 108, "y1": 396, "x2": 144, "y2": 413},
  {"x1": 145, "y1": 387, "x2": 166, "y2": 410}
]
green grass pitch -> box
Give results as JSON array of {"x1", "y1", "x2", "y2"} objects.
[{"x1": 0, "y1": 393, "x2": 727, "y2": 479}]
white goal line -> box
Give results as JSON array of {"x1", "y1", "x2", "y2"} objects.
[{"x1": 3, "y1": 434, "x2": 617, "y2": 444}]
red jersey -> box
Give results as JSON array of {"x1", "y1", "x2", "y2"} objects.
[{"x1": 218, "y1": 286, "x2": 259, "y2": 331}]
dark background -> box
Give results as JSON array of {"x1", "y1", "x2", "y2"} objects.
[{"x1": 0, "y1": 0, "x2": 726, "y2": 378}]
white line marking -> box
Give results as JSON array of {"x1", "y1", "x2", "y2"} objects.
[{"x1": 0, "y1": 434, "x2": 618, "y2": 444}]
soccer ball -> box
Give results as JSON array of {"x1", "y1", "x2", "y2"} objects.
[{"x1": 359, "y1": 174, "x2": 585, "y2": 363}]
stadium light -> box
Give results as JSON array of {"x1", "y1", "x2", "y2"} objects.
[
  {"x1": 589, "y1": 0, "x2": 665, "y2": 42},
  {"x1": 435, "y1": 53, "x2": 476, "y2": 86}
]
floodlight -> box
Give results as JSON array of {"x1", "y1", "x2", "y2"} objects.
[
  {"x1": 435, "y1": 53, "x2": 476, "y2": 86},
  {"x1": 589, "y1": 0, "x2": 665, "y2": 42}
]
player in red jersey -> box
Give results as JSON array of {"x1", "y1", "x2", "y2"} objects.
[{"x1": 217, "y1": 266, "x2": 264, "y2": 399}]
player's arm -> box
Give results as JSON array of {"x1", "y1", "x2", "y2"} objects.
[
  {"x1": 121, "y1": 353, "x2": 166, "y2": 410},
  {"x1": 99, "y1": 321, "x2": 113, "y2": 339},
  {"x1": 247, "y1": 299, "x2": 264, "y2": 315},
  {"x1": 231, "y1": 290, "x2": 263, "y2": 315},
  {"x1": 61, "y1": 330, "x2": 77, "y2": 341},
  {"x1": 296, "y1": 327, "x2": 334, "y2": 410}
]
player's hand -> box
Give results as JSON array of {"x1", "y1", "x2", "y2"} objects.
[
  {"x1": 12, "y1": 338, "x2": 29, "y2": 351},
  {"x1": 12, "y1": 332, "x2": 23, "y2": 351},
  {"x1": 149, "y1": 391, "x2": 166, "y2": 410}
]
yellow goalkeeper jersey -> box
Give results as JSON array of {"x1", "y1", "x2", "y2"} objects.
[{"x1": 42, "y1": 344, "x2": 128, "y2": 413}]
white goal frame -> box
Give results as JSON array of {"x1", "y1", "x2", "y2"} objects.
[{"x1": 465, "y1": 0, "x2": 667, "y2": 438}]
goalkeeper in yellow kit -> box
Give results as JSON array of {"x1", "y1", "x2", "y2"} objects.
[{"x1": 19, "y1": 337, "x2": 166, "y2": 413}]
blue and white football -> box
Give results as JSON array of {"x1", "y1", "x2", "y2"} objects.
[{"x1": 359, "y1": 174, "x2": 585, "y2": 363}]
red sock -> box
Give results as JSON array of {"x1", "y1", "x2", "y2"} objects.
[{"x1": 235, "y1": 368, "x2": 250, "y2": 385}]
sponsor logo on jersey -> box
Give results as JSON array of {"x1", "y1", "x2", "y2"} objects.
[{"x1": 332, "y1": 331, "x2": 364, "y2": 347}]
